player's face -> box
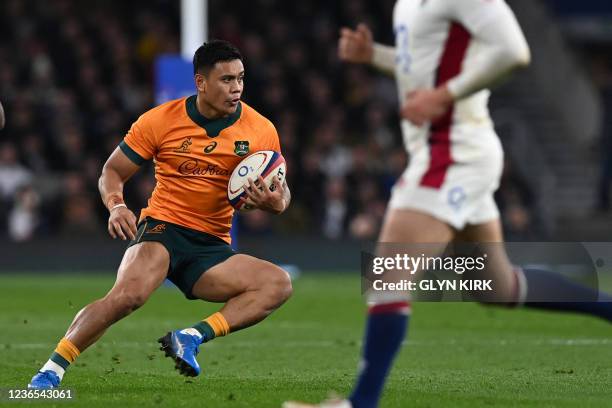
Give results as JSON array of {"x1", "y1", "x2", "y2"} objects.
[{"x1": 197, "y1": 59, "x2": 244, "y2": 118}]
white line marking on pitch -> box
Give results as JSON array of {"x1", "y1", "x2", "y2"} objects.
[{"x1": 4, "y1": 338, "x2": 612, "y2": 350}]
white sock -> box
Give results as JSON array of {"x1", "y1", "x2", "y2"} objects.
[
  {"x1": 40, "y1": 360, "x2": 66, "y2": 380},
  {"x1": 180, "y1": 327, "x2": 203, "y2": 340},
  {"x1": 366, "y1": 290, "x2": 411, "y2": 306}
]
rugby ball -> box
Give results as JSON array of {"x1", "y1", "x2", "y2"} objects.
[{"x1": 227, "y1": 150, "x2": 286, "y2": 211}]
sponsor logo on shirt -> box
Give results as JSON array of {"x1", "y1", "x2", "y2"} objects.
[
  {"x1": 178, "y1": 159, "x2": 230, "y2": 176},
  {"x1": 204, "y1": 141, "x2": 218, "y2": 154}
]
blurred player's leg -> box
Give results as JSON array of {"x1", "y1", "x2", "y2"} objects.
[
  {"x1": 284, "y1": 209, "x2": 454, "y2": 408},
  {"x1": 459, "y1": 220, "x2": 612, "y2": 321},
  {"x1": 159, "y1": 254, "x2": 292, "y2": 376},
  {"x1": 28, "y1": 242, "x2": 169, "y2": 389},
  {"x1": 517, "y1": 267, "x2": 612, "y2": 321},
  {"x1": 454, "y1": 219, "x2": 517, "y2": 302},
  {"x1": 349, "y1": 209, "x2": 453, "y2": 408}
]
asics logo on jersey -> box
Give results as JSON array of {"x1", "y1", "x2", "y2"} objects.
[
  {"x1": 204, "y1": 141, "x2": 218, "y2": 154},
  {"x1": 174, "y1": 137, "x2": 192, "y2": 153},
  {"x1": 178, "y1": 159, "x2": 230, "y2": 176}
]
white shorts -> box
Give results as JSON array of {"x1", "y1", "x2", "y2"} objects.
[{"x1": 389, "y1": 139, "x2": 504, "y2": 230}]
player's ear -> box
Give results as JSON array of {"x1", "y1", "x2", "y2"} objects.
[{"x1": 195, "y1": 73, "x2": 206, "y2": 92}]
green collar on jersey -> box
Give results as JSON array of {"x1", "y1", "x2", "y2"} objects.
[{"x1": 185, "y1": 95, "x2": 242, "y2": 137}]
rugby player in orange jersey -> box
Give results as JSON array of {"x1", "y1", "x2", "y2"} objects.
[{"x1": 28, "y1": 40, "x2": 293, "y2": 389}]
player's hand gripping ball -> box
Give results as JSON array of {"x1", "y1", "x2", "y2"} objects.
[{"x1": 227, "y1": 150, "x2": 286, "y2": 211}]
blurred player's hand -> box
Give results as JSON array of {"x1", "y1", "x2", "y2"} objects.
[
  {"x1": 108, "y1": 206, "x2": 137, "y2": 240},
  {"x1": 241, "y1": 176, "x2": 287, "y2": 214},
  {"x1": 338, "y1": 23, "x2": 374, "y2": 64},
  {"x1": 401, "y1": 85, "x2": 454, "y2": 127}
]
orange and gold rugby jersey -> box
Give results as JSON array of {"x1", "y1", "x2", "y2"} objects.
[{"x1": 120, "y1": 95, "x2": 281, "y2": 243}]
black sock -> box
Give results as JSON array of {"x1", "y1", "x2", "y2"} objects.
[
  {"x1": 521, "y1": 267, "x2": 612, "y2": 322},
  {"x1": 349, "y1": 302, "x2": 410, "y2": 408}
]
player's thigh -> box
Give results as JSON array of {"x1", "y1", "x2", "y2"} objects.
[
  {"x1": 455, "y1": 219, "x2": 515, "y2": 297},
  {"x1": 379, "y1": 208, "x2": 455, "y2": 245},
  {"x1": 109, "y1": 241, "x2": 170, "y2": 298},
  {"x1": 455, "y1": 218, "x2": 510, "y2": 268},
  {"x1": 376, "y1": 209, "x2": 455, "y2": 283},
  {"x1": 191, "y1": 254, "x2": 290, "y2": 302},
  {"x1": 455, "y1": 216, "x2": 505, "y2": 241}
]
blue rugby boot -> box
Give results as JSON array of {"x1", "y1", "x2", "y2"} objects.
[
  {"x1": 158, "y1": 329, "x2": 202, "y2": 377},
  {"x1": 28, "y1": 370, "x2": 61, "y2": 389}
]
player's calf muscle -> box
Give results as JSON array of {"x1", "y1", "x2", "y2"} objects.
[
  {"x1": 214, "y1": 264, "x2": 292, "y2": 331},
  {"x1": 64, "y1": 244, "x2": 167, "y2": 348},
  {"x1": 248, "y1": 268, "x2": 292, "y2": 323}
]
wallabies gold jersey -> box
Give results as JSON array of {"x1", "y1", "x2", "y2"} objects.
[{"x1": 121, "y1": 95, "x2": 281, "y2": 243}]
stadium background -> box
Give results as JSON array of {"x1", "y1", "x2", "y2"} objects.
[
  {"x1": 1, "y1": 0, "x2": 611, "y2": 251},
  {"x1": 1, "y1": 1, "x2": 612, "y2": 407}
]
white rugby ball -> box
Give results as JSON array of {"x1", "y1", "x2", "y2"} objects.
[{"x1": 227, "y1": 150, "x2": 286, "y2": 211}]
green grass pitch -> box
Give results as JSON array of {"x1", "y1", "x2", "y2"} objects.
[{"x1": 0, "y1": 273, "x2": 611, "y2": 407}]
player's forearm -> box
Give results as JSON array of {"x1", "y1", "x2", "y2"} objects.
[
  {"x1": 446, "y1": 45, "x2": 529, "y2": 99},
  {"x1": 371, "y1": 43, "x2": 396, "y2": 76},
  {"x1": 98, "y1": 166, "x2": 127, "y2": 211},
  {"x1": 446, "y1": 15, "x2": 530, "y2": 99}
]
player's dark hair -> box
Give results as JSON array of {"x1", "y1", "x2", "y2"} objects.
[{"x1": 193, "y1": 39, "x2": 242, "y2": 75}]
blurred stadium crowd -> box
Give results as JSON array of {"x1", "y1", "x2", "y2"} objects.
[{"x1": 0, "y1": 0, "x2": 559, "y2": 242}]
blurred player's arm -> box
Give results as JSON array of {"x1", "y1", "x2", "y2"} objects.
[
  {"x1": 402, "y1": 0, "x2": 530, "y2": 125},
  {"x1": 338, "y1": 23, "x2": 395, "y2": 76},
  {"x1": 99, "y1": 147, "x2": 141, "y2": 240},
  {"x1": 0, "y1": 100, "x2": 5, "y2": 130},
  {"x1": 444, "y1": 0, "x2": 531, "y2": 99},
  {"x1": 372, "y1": 43, "x2": 396, "y2": 76}
]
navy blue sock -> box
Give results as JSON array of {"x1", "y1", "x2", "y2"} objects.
[
  {"x1": 521, "y1": 268, "x2": 612, "y2": 322},
  {"x1": 349, "y1": 302, "x2": 410, "y2": 408}
]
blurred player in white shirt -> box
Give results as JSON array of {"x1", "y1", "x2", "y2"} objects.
[
  {"x1": 371, "y1": 0, "x2": 530, "y2": 237},
  {"x1": 285, "y1": 1, "x2": 612, "y2": 407}
]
